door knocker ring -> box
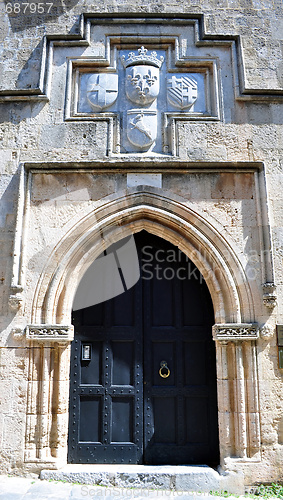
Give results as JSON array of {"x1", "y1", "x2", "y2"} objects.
[{"x1": 159, "y1": 360, "x2": 170, "y2": 378}]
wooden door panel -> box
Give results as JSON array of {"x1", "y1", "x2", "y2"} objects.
[
  {"x1": 181, "y1": 276, "x2": 213, "y2": 327},
  {"x1": 183, "y1": 340, "x2": 208, "y2": 386},
  {"x1": 140, "y1": 232, "x2": 218, "y2": 466},
  {"x1": 111, "y1": 398, "x2": 134, "y2": 442},
  {"x1": 111, "y1": 341, "x2": 134, "y2": 385},
  {"x1": 68, "y1": 273, "x2": 143, "y2": 464},
  {"x1": 185, "y1": 397, "x2": 209, "y2": 443},
  {"x1": 81, "y1": 341, "x2": 102, "y2": 385},
  {"x1": 151, "y1": 277, "x2": 175, "y2": 326},
  {"x1": 153, "y1": 397, "x2": 177, "y2": 443},
  {"x1": 79, "y1": 397, "x2": 102, "y2": 443},
  {"x1": 152, "y1": 341, "x2": 176, "y2": 386},
  {"x1": 111, "y1": 286, "x2": 136, "y2": 326},
  {"x1": 80, "y1": 303, "x2": 104, "y2": 326}
]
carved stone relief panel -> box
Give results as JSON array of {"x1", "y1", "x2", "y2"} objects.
[
  {"x1": 86, "y1": 74, "x2": 119, "y2": 111},
  {"x1": 167, "y1": 74, "x2": 198, "y2": 109},
  {"x1": 26, "y1": 325, "x2": 74, "y2": 342},
  {"x1": 69, "y1": 31, "x2": 220, "y2": 156},
  {"x1": 213, "y1": 323, "x2": 259, "y2": 341},
  {"x1": 121, "y1": 47, "x2": 163, "y2": 150}
]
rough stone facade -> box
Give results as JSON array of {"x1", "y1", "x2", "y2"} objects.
[{"x1": 0, "y1": 0, "x2": 282, "y2": 490}]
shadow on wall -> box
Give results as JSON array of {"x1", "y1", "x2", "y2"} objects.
[
  {"x1": 5, "y1": 1, "x2": 82, "y2": 90},
  {"x1": 4, "y1": 0, "x2": 82, "y2": 31},
  {"x1": 0, "y1": 170, "x2": 23, "y2": 334},
  {"x1": 16, "y1": 41, "x2": 45, "y2": 90},
  {"x1": 0, "y1": 98, "x2": 45, "y2": 126}
]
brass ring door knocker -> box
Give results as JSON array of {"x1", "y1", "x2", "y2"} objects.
[{"x1": 159, "y1": 360, "x2": 170, "y2": 378}]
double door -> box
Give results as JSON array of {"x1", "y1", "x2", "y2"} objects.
[{"x1": 68, "y1": 232, "x2": 219, "y2": 465}]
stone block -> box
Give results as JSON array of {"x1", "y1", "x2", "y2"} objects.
[
  {"x1": 2, "y1": 415, "x2": 24, "y2": 452},
  {"x1": 40, "y1": 464, "x2": 244, "y2": 493},
  {"x1": 174, "y1": 466, "x2": 220, "y2": 492}
]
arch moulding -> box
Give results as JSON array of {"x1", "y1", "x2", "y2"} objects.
[
  {"x1": 31, "y1": 189, "x2": 258, "y2": 326},
  {"x1": 24, "y1": 189, "x2": 261, "y2": 470}
]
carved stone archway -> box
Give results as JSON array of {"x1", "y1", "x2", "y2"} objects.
[{"x1": 24, "y1": 189, "x2": 261, "y2": 470}]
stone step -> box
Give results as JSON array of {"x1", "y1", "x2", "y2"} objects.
[{"x1": 40, "y1": 464, "x2": 244, "y2": 494}]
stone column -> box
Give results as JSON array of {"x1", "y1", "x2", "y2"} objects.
[
  {"x1": 215, "y1": 340, "x2": 235, "y2": 459},
  {"x1": 213, "y1": 324, "x2": 260, "y2": 464},
  {"x1": 50, "y1": 342, "x2": 72, "y2": 460},
  {"x1": 25, "y1": 325, "x2": 74, "y2": 469}
]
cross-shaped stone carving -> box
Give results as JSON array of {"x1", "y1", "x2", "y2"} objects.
[{"x1": 87, "y1": 74, "x2": 118, "y2": 111}]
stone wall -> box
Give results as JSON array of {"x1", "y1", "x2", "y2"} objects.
[{"x1": 0, "y1": 0, "x2": 282, "y2": 487}]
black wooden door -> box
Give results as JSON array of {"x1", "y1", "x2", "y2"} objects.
[
  {"x1": 141, "y1": 233, "x2": 219, "y2": 465},
  {"x1": 68, "y1": 231, "x2": 219, "y2": 465},
  {"x1": 69, "y1": 275, "x2": 143, "y2": 464}
]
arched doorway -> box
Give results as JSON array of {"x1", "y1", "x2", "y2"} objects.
[{"x1": 68, "y1": 231, "x2": 219, "y2": 465}]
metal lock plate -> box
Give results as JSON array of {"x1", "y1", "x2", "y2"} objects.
[{"x1": 82, "y1": 344, "x2": 92, "y2": 361}]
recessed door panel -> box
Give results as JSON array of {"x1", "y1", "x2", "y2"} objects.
[
  {"x1": 183, "y1": 341, "x2": 207, "y2": 386},
  {"x1": 79, "y1": 397, "x2": 102, "y2": 443},
  {"x1": 152, "y1": 342, "x2": 175, "y2": 386},
  {"x1": 151, "y1": 277, "x2": 174, "y2": 326},
  {"x1": 112, "y1": 341, "x2": 133, "y2": 386},
  {"x1": 82, "y1": 303, "x2": 104, "y2": 326},
  {"x1": 81, "y1": 342, "x2": 102, "y2": 385},
  {"x1": 153, "y1": 397, "x2": 176, "y2": 443},
  {"x1": 112, "y1": 287, "x2": 135, "y2": 326},
  {"x1": 185, "y1": 397, "x2": 209, "y2": 443},
  {"x1": 111, "y1": 398, "x2": 133, "y2": 443}
]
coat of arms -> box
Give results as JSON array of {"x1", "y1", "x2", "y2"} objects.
[
  {"x1": 127, "y1": 110, "x2": 157, "y2": 149},
  {"x1": 121, "y1": 47, "x2": 164, "y2": 149},
  {"x1": 79, "y1": 46, "x2": 206, "y2": 153},
  {"x1": 86, "y1": 73, "x2": 118, "y2": 111},
  {"x1": 167, "y1": 75, "x2": 198, "y2": 109},
  {"x1": 125, "y1": 65, "x2": 159, "y2": 105}
]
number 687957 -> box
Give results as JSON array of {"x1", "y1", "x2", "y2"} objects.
[{"x1": 5, "y1": 3, "x2": 54, "y2": 14}]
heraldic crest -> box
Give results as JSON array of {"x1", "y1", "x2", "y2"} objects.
[
  {"x1": 121, "y1": 47, "x2": 164, "y2": 149},
  {"x1": 81, "y1": 45, "x2": 202, "y2": 153}
]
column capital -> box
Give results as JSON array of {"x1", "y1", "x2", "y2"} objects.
[
  {"x1": 212, "y1": 323, "x2": 259, "y2": 342},
  {"x1": 26, "y1": 324, "x2": 74, "y2": 343}
]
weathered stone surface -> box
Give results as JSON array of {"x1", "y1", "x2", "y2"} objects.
[
  {"x1": 0, "y1": 3, "x2": 282, "y2": 490},
  {"x1": 40, "y1": 464, "x2": 244, "y2": 494}
]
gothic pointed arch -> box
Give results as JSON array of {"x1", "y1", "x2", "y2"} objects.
[{"x1": 31, "y1": 188, "x2": 258, "y2": 326}]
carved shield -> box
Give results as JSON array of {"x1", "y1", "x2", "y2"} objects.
[
  {"x1": 126, "y1": 65, "x2": 159, "y2": 105},
  {"x1": 86, "y1": 73, "x2": 118, "y2": 111},
  {"x1": 127, "y1": 110, "x2": 157, "y2": 149},
  {"x1": 167, "y1": 74, "x2": 198, "y2": 109}
]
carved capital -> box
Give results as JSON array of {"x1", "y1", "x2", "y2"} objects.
[
  {"x1": 259, "y1": 324, "x2": 274, "y2": 339},
  {"x1": 8, "y1": 294, "x2": 23, "y2": 311},
  {"x1": 26, "y1": 325, "x2": 74, "y2": 342},
  {"x1": 262, "y1": 282, "x2": 277, "y2": 309},
  {"x1": 11, "y1": 326, "x2": 25, "y2": 338},
  {"x1": 213, "y1": 323, "x2": 259, "y2": 341},
  {"x1": 8, "y1": 285, "x2": 24, "y2": 311}
]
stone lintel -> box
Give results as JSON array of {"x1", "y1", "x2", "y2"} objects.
[
  {"x1": 26, "y1": 325, "x2": 74, "y2": 342},
  {"x1": 212, "y1": 323, "x2": 259, "y2": 341}
]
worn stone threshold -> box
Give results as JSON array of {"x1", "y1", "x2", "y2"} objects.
[{"x1": 41, "y1": 464, "x2": 244, "y2": 494}]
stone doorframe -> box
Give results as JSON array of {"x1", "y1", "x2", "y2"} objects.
[{"x1": 24, "y1": 189, "x2": 261, "y2": 470}]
